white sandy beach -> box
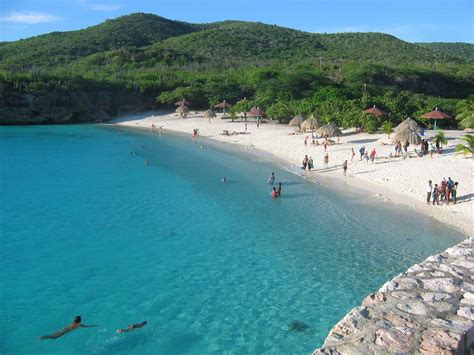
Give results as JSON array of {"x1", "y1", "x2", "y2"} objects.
[{"x1": 113, "y1": 111, "x2": 474, "y2": 236}]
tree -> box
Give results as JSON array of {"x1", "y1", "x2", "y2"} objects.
[
  {"x1": 455, "y1": 135, "x2": 474, "y2": 158},
  {"x1": 381, "y1": 121, "x2": 393, "y2": 138},
  {"x1": 432, "y1": 131, "x2": 448, "y2": 149}
]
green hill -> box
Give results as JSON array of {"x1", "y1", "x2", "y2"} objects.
[
  {"x1": 415, "y1": 42, "x2": 474, "y2": 62},
  {"x1": 0, "y1": 13, "x2": 200, "y2": 67}
]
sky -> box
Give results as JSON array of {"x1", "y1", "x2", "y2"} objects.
[{"x1": 1, "y1": 0, "x2": 473, "y2": 43}]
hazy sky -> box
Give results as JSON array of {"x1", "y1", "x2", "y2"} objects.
[{"x1": 1, "y1": 0, "x2": 473, "y2": 43}]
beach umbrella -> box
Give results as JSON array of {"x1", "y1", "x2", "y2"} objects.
[
  {"x1": 363, "y1": 105, "x2": 387, "y2": 117},
  {"x1": 301, "y1": 117, "x2": 322, "y2": 132},
  {"x1": 248, "y1": 106, "x2": 266, "y2": 117},
  {"x1": 176, "y1": 105, "x2": 190, "y2": 115},
  {"x1": 175, "y1": 98, "x2": 191, "y2": 106},
  {"x1": 421, "y1": 107, "x2": 451, "y2": 132},
  {"x1": 214, "y1": 100, "x2": 232, "y2": 115},
  {"x1": 394, "y1": 117, "x2": 421, "y2": 133},
  {"x1": 203, "y1": 109, "x2": 217, "y2": 119},
  {"x1": 288, "y1": 115, "x2": 304, "y2": 127},
  {"x1": 316, "y1": 122, "x2": 342, "y2": 137},
  {"x1": 391, "y1": 127, "x2": 422, "y2": 145}
]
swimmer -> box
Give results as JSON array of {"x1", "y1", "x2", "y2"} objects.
[
  {"x1": 221, "y1": 177, "x2": 227, "y2": 183},
  {"x1": 116, "y1": 321, "x2": 147, "y2": 334},
  {"x1": 271, "y1": 187, "x2": 278, "y2": 199},
  {"x1": 200, "y1": 145, "x2": 204, "y2": 149},
  {"x1": 268, "y1": 172, "x2": 275, "y2": 185},
  {"x1": 145, "y1": 160, "x2": 149, "y2": 166},
  {"x1": 38, "y1": 316, "x2": 96, "y2": 340}
]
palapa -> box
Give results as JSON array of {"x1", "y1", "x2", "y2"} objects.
[
  {"x1": 288, "y1": 115, "x2": 304, "y2": 127},
  {"x1": 394, "y1": 117, "x2": 421, "y2": 133},
  {"x1": 316, "y1": 122, "x2": 342, "y2": 137},
  {"x1": 392, "y1": 118, "x2": 422, "y2": 144},
  {"x1": 203, "y1": 109, "x2": 217, "y2": 118},
  {"x1": 301, "y1": 117, "x2": 322, "y2": 131},
  {"x1": 391, "y1": 128, "x2": 422, "y2": 145},
  {"x1": 176, "y1": 105, "x2": 190, "y2": 114}
]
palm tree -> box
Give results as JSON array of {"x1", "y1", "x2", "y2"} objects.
[
  {"x1": 432, "y1": 131, "x2": 447, "y2": 149},
  {"x1": 455, "y1": 134, "x2": 474, "y2": 158}
]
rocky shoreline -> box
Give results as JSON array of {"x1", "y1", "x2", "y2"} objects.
[{"x1": 313, "y1": 237, "x2": 474, "y2": 354}]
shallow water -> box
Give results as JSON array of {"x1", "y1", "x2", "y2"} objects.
[{"x1": 0, "y1": 124, "x2": 465, "y2": 354}]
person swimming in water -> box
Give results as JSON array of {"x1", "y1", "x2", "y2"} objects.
[
  {"x1": 116, "y1": 321, "x2": 147, "y2": 334},
  {"x1": 38, "y1": 316, "x2": 96, "y2": 340}
]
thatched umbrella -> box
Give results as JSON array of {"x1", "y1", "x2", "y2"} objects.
[
  {"x1": 363, "y1": 105, "x2": 387, "y2": 117},
  {"x1": 175, "y1": 98, "x2": 191, "y2": 106},
  {"x1": 203, "y1": 109, "x2": 216, "y2": 119},
  {"x1": 176, "y1": 105, "x2": 190, "y2": 115},
  {"x1": 391, "y1": 127, "x2": 422, "y2": 145},
  {"x1": 316, "y1": 122, "x2": 342, "y2": 137},
  {"x1": 421, "y1": 107, "x2": 451, "y2": 132},
  {"x1": 249, "y1": 106, "x2": 266, "y2": 117},
  {"x1": 289, "y1": 115, "x2": 304, "y2": 127},
  {"x1": 301, "y1": 117, "x2": 322, "y2": 132},
  {"x1": 395, "y1": 117, "x2": 421, "y2": 133},
  {"x1": 214, "y1": 100, "x2": 232, "y2": 115}
]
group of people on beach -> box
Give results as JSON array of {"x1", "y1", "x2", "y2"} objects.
[
  {"x1": 427, "y1": 178, "x2": 459, "y2": 205},
  {"x1": 358, "y1": 146, "x2": 377, "y2": 163},
  {"x1": 38, "y1": 316, "x2": 147, "y2": 341}
]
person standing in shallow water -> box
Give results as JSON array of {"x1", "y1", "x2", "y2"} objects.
[
  {"x1": 38, "y1": 316, "x2": 96, "y2": 340},
  {"x1": 268, "y1": 172, "x2": 276, "y2": 185}
]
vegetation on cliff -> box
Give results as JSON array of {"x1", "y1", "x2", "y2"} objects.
[{"x1": 1, "y1": 13, "x2": 473, "y2": 127}]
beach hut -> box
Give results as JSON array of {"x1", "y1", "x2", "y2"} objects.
[
  {"x1": 176, "y1": 105, "x2": 190, "y2": 117},
  {"x1": 421, "y1": 107, "x2": 451, "y2": 132},
  {"x1": 248, "y1": 106, "x2": 266, "y2": 118},
  {"x1": 391, "y1": 127, "x2": 422, "y2": 145},
  {"x1": 301, "y1": 117, "x2": 322, "y2": 132},
  {"x1": 289, "y1": 115, "x2": 304, "y2": 127},
  {"x1": 363, "y1": 105, "x2": 387, "y2": 117},
  {"x1": 214, "y1": 100, "x2": 232, "y2": 115},
  {"x1": 394, "y1": 117, "x2": 421, "y2": 133},
  {"x1": 391, "y1": 117, "x2": 422, "y2": 144},
  {"x1": 203, "y1": 109, "x2": 217, "y2": 119},
  {"x1": 316, "y1": 122, "x2": 342, "y2": 137},
  {"x1": 175, "y1": 98, "x2": 191, "y2": 106}
]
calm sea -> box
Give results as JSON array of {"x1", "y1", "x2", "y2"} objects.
[{"x1": 0, "y1": 124, "x2": 464, "y2": 354}]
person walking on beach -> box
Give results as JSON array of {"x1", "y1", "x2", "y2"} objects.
[
  {"x1": 308, "y1": 157, "x2": 314, "y2": 170},
  {"x1": 452, "y1": 182, "x2": 458, "y2": 204},
  {"x1": 38, "y1": 316, "x2": 96, "y2": 340},
  {"x1": 116, "y1": 321, "x2": 147, "y2": 334},
  {"x1": 304, "y1": 136, "x2": 309, "y2": 146},
  {"x1": 426, "y1": 180, "x2": 433, "y2": 204},
  {"x1": 323, "y1": 153, "x2": 329, "y2": 168},
  {"x1": 302, "y1": 155, "x2": 309, "y2": 170},
  {"x1": 268, "y1": 172, "x2": 276, "y2": 185},
  {"x1": 342, "y1": 160, "x2": 348, "y2": 176},
  {"x1": 359, "y1": 146, "x2": 365, "y2": 160},
  {"x1": 351, "y1": 148, "x2": 355, "y2": 162},
  {"x1": 369, "y1": 148, "x2": 377, "y2": 163},
  {"x1": 432, "y1": 184, "x2": 439, "y2": 205}
]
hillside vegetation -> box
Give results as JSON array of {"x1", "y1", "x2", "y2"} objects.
[{"x1": 0, "y1": 13, "x2": 473, "y2": 128}]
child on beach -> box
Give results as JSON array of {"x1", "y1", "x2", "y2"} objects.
[
  {"x1": 342, "y1": 160, "x2": 348, "y2": 176},
  {"x1": 323, "y1": 153, "x2": 329, "y2": 168}
]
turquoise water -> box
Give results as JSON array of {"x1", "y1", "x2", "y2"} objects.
[{"x1": 0, "y1": 124, "x2": 465, "y2": 354}]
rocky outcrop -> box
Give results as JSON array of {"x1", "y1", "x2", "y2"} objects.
[
  {"x1": 0, "y1": 88, "x2": 155, "y2": 125},
  {"x1": 314, "y1": 238, "x2": 474, "y2": 354}
]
